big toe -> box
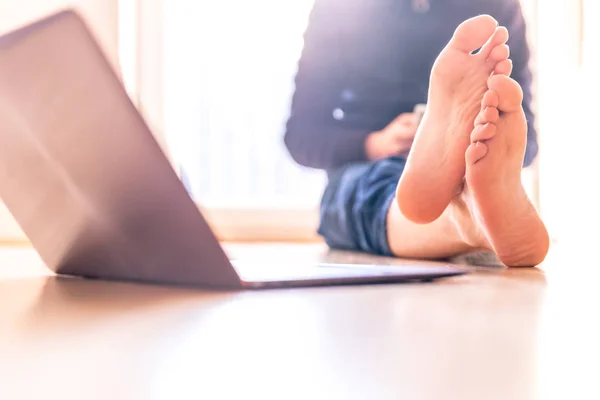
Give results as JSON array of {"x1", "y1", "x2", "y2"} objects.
[
  {"x1": 487, "y1": 75, "x2": 524, "y2": 112},
  {"x1": 450, "y1": 15, "x2": 499, "y2": 54}
]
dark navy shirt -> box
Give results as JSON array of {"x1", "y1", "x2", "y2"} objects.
[{"x1": 284, "y1": 0, "x2": 537, "y2": 170}]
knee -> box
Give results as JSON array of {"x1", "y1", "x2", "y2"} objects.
[{"x1": 317, "y1": 158, "x2": 404, "y2": 255}]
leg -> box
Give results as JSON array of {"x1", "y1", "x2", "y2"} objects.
[
  {"x1": 389, "y1": 75, "x2": 549, "y2": 267},
  {"x1": 462, "y1": 75, "x2": 549, "y2": 266},
  {"x1": 318, "y1": 158, "x2": 406, "y2": 256},
  {"x1": 386, "y1": 201, "x2": 483, "y2": 260},
  {"x1": 397, "y1": 15, "x2": 511, "y2": 224},
  {"x1": 319, "y1": 158, "x2": 487, "y2": 260}
]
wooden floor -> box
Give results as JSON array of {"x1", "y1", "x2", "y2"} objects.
[{"x1": 0, "y1": 242, "x2": 597, "y2": 400}]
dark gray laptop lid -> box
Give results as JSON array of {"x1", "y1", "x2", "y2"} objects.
[{"x1": 0, "y1": 10, "x2": 243, "y2": 289}]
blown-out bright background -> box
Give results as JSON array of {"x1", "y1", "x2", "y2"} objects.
[{"x1": 0, "y1": 0, "x2": 597, "y2": 245}]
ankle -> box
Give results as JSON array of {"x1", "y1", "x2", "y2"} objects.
[{"x1": 448, "y1": 192, "x2": 491, "y2": 251}]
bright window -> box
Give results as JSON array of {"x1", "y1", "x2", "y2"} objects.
[
  {"x1": 118, "y1": 0, "x2": 588, "y2": 243},
  {"x1": 0, "y1": 0, "x2": 593, "y2": 244},
  {"x1": 163, "y1": 0, "x2": 324, "y2": 211}
]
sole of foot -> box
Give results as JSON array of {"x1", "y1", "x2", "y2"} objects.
[
  {"x1": 396, "y1": 14, "x2": 510, "y2": 224},
  {"x1": 464, "y1": 74, "x2": 550, "y2": 267}
]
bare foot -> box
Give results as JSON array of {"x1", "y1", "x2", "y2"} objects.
[
  {"x1": 460, "y1": 75, "x2": 550, "y2": 267},
  {"x1": 396, "y1": 15, "x2": 510, "y2": 224}
]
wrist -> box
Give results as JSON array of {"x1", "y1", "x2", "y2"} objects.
[{"x1": 365, "y1": 130, "x2": 383, "y2": 161}]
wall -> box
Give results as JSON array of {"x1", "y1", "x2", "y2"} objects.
[
  {"x1": 536, "y1": 0, "x2": 585, "y2": 243},
  {"x1": 0, "y1": 0, "x2": 119, "y2": 242}
]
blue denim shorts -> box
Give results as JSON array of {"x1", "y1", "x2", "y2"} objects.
[{"x1": 318, "y1": 156, "x2": 406, "y2": 256}]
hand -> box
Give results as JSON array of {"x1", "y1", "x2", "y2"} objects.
[{"x1": 365, "y1": 113, "x2": 419, "y2": 161}]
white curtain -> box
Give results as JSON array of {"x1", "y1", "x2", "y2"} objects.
[
  {"x1": 536, "y1": 0, "x2": 599, "y2": 243},
  {"x1": 163, "y1": 0, "x2": 325, "y2": 210}
]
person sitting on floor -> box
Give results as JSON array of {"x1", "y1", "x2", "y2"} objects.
[{"x1": 284, "y1": 0, "x2": 549, "y2": 267}]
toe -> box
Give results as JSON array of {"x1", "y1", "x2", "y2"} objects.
[
  {"x1": 471, "y1": 123, "x2": 497, "y2": 142},
  {"x1": 450, "y1": 15, "x2": 498, "y2": 54},
  {"x1": 466, "y1": 142, "x2": 488, "y2": 165},
  {"x1": 478, "y1": 26, "x2": 509, "y2": 59},
  {"x1": 475, "y1": 106, "x2": 500, "y2": 126},
  {"x1": 481, "y1": 90, "x2": 499, "y2": 109},
  {"x1": 494, "y1": 59, "x2": 513, "y2": 76},
  {"x1": 488, "y1": 44, "x2": 510, "y2": 63},
  {"x1": 487, "y1": 75, "x2": 524, "y2": 112}
]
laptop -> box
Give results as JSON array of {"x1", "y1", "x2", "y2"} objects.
[{"x1": 0, "y1": 10, "x2": 467, "y2": 289}]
